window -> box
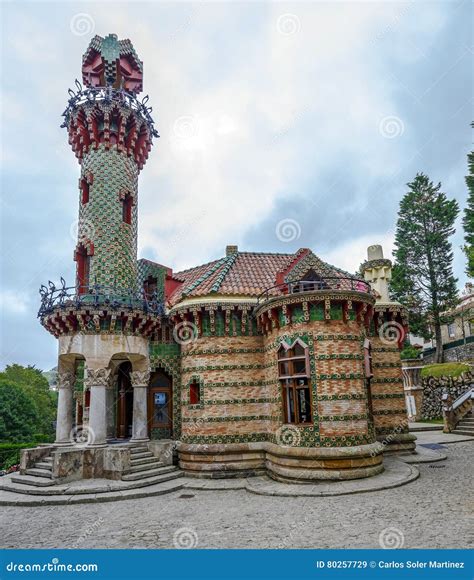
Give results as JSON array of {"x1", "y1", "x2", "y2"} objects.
[
  {"x1": 144, "y1": 276, "x2": 157, "y2": 300},
  {"x1": 122, "y1": 193, "x2": 133, "y2": 225},
  {"x1": 149, "y1": 371, "x2": 172, "y2": 429},
  {"x1": 447, "y1": 323, "x2": 456, "y2": 338},
  {"x1": 75, "y1": 244, "x2": 91, "y2": 294},
  {"x1": 290, "y1": 270, "x2": 326, "y2": 293},
  {"x1": 363, "y1": 339, "x2": 373, "y2": 379},
  {"x1": 81, "y1": 177, "x2": 90, "y2": 204},
  {"x1": 189, "y1": 381, "x2": 200, "y2": 405},
  {"x1": 278, "y1": 340, "x2": 312, "y2": 425}
]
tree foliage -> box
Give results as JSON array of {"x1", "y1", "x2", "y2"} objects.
[
  {"x1": 0, "y1": 365, "x2": 56, "y2": 442},
  {"x1": 463, "y1": 134, "x2": 474, "y2": 277},
  {"x1": 390, "y1": 173, "x2": 459, "y2": 362},
  {"x1": 0, "y1": 380, "x2": 41, "y2": 442}
]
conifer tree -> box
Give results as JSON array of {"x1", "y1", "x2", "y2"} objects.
[
  {"x1": 463, "y1": 130, "x2": 474, "y2": 277},
  {"x1": 391, "y1": 173, "x2": 459, "y2": 362}
]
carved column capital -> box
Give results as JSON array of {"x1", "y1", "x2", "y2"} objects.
[
  {"x1": 58, "y1": 371, "x2": 75, "y2": 390},
  {"x1": 84, "y1": 367, "x2": 112, "y2": 388},
  {"x1": 131, "y1": 369, "x2": 150, "y2": 388}
]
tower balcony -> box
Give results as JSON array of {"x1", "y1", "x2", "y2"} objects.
[
  {"x1": 254, "y1": 276, "x2": 375, "y2": 333},
  {"x1": 38, "y1": 279, "x2": 164, "y2": 339},
  {"x1": 62, "y1": 82, "x2": 159, "y2": 169}
]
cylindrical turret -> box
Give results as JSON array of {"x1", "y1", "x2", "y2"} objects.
[
  {"x1": 361, "y1": 245, "x2": 393, "y2": 303},
  {"x1": 64, "y1": 34, "x2": 158, "y2": 292}
]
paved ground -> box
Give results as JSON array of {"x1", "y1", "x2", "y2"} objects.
[
  {"x1": 409, "y1": 421, "x2": 443, "y2": 431},
  {"x1": 412, "y1": 430, "x2": 474, "y2": 445},
  {"x1": 1, "y1": 441, "x2": 472, "y2": 550}
]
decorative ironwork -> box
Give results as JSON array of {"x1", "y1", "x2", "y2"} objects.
[
  {"x1": 38, "y1": 279, "x2": 165, "y2": 318},
  {"x1": 61, "y1": 80, "x2": 159, "y2": 138},
  {"x1": 256, "y1": 277, "x2": 372, "y2": 307}
]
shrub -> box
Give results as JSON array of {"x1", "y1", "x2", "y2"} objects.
[
  {"x1": 400, "y1": 344, "x2": 422, "y2": 360},
  {"x1": 421, "y1": 362, "x2": 470, "y2": 378}
]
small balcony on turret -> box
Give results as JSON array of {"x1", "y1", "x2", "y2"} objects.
[
  {"x1": 256, "y1": 275, "x2": 373, "y2": 306},
  {"x1": 38, "y1": 279, "x2": 164, "y2": 339},
  {"x1": 254, "y1": 275, "x2": 375, "y2": 334}
]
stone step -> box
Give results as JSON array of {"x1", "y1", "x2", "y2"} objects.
[
  {"x1": 121, "y1": 469, "x2": 184, "y2": 486},
  {"x1": 130, "y1": 455, "x2": 159, "y2": 466},
  {"x1": 129, "y1": 452, "x2": 154, "y2": 462},
  {"x1": 10, "y1": 474, "x2": 57, "y2": 487},
  {"x1": 24, "y1": 468, "x2": 53, "y2": 479},
  {"x1": 130, "y1": 446, "x2": 149, "y2": 455},
  {"x1": 452, "y1": 429, "x2": 474, "y2": 436},
  {"x1": 458, "y1": 418, "x2": 474, "y2": 424},
  {"x1": 1, "y1": 472, "x2": 185, "y2": 500},
  {"x1": 122, "y1": 465, "x2": 177, "y2": 481},
  {"x1": 126, "y1": 461, "x2": 165, "y2": 474},
  {"x1": 42, "y1": 457, "x2": 53, "y2": 464},
  {"x1": 35, "y1": 462, "x2": 53, "y2": 471}
]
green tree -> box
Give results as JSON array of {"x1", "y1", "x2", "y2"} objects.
[
  {"x1": 0, "y1": 365, "x2": 56, "y2": 438},
  {"x1": 463, "y1": 130, "x2": 474, "y2": 277},
  {"x1": 0, "y1": 380, "x2": 40, "y2": 442},
  {"x1": 391, "y1": 173, "x2": 459, "y2": 363}
]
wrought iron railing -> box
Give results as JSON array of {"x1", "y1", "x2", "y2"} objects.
[
  {"x1": 61, "y1": 80, "x2": 159, "y2": 138},
  {"x1": 255, "y1": 277, "x2": 372, "y2": 308},
  {"x1": 38, "y1": 278, "x2": 164, "y2": 318}
]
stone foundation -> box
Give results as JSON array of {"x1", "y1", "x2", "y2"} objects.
[
  {"x1": 178, "y1": 441, "x2": 384, "y2": 482},
  {"x1": 20, "y1": 444, "x2": 134, "y2": 483}
]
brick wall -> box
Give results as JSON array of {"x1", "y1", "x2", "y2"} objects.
[
  {"x1": 264, "y1": 319, "x2": 374, "y2": 446},
  {"x1": 180, "y1": 335, "x2": 272, "y2": 443},
  {"x1": 370, "y1": 336, "x2": 409, "y2": 437}
]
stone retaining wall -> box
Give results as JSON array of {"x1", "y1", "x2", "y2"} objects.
[{"x1": 421, "y1": 372, "x2": 473, "y2": 419}]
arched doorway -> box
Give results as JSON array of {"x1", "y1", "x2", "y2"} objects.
[
  {"x1": 148, "y1": 369, "x2": 173, "y2": 439},
  {"x1": 116, "y1": 361, "x2": 133, "y2": 438}
]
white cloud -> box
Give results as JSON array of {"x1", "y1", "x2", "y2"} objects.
[
  {"x1": 128, "y1": 1, "x2": 441, "y2": 271},
  {"x1": 0, "y1": 290, "x2": 29, "y2": 315},
  {"x1": 321, "y1": 232, "x2": 396, "y2": 275}
]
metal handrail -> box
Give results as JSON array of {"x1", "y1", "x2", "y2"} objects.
[
  {"x1": 38, "y1": 278, "x2": 164, "y2": 318},
  {"x1": 255, "y1": 277, "x2": 372, "y2": 308},
  {"x1": 452, "y1": 387, "x2": 474, "y2": 411},
  {"x1": 61, "y1": 80, "x2": 159, "y2": 138}
]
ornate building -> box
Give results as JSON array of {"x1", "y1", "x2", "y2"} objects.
[{"x1": 24, "y1": 35, "x2": 415, "y2": 486}]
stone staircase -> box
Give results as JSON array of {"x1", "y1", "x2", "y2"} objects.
[
  {"x1": 7, "y1": 443, "x2": 182, "y2": 491},
  {"x1": 453, "y1": 411, "x2": 474, "y2": 436},
  {"x1": 11, "y1": 453, "x2": 56, "y2": 487},
  {"x1": 121, "y1": 444, "x2": 182, "y2": 484}
]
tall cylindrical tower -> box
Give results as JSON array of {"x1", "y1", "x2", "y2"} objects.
[
  {"x1": 38, "y1": 35, "x2": 161, "y2": 451},
  {"x1": 64, "y1": 33, "x2": 158, "y2": 292}
]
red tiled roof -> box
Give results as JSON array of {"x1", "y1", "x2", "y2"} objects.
[{"x1": 167, "y1": 248, "x2": 359, "y2": 307}]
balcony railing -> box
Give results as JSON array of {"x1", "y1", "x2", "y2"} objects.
[
  {"x1": 61, "y1": 80, "x2": 159, "y2": 138},
  {"x1": 38, "y1": 279, "x2": 164, "y2": 318},
  {"x1": 256, "y1": 277, "x2": 372, "y2": 308}
]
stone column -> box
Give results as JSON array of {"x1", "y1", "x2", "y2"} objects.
[
  {"x1": 55, "y1": 371, "x2": 75, "y2": 445},
  {"x1": 85, "y1": 368, "x2": 111, "y2": 447},
  {"x1": 106, "y1": 372, "x2": 117, "y2": 440},
  {"x1": 130, "y1": 369, "x2": 150, "y2": 442}
]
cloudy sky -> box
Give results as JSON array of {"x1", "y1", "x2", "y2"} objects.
[{"x1": 1, "y1": 0, "x2": 472, "y2": 370}]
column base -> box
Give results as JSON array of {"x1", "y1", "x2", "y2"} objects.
[{"x1": 130, "y1": 438, "x2": 150, "y2": 444}]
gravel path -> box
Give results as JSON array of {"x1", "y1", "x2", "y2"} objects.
[{"x1": 1, "y1": 442, "x2": 472, "y2": 550}]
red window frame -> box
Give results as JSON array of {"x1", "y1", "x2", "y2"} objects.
[
  {"x1": 81, "y1": 178, "x2": 90, "y2": 204},
  {"x1": 122, "y1": 193, "x2": 133, "y2": 225},
  {"x1": 189, "y1": 382, "x2": 200, "y2": 405}
]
